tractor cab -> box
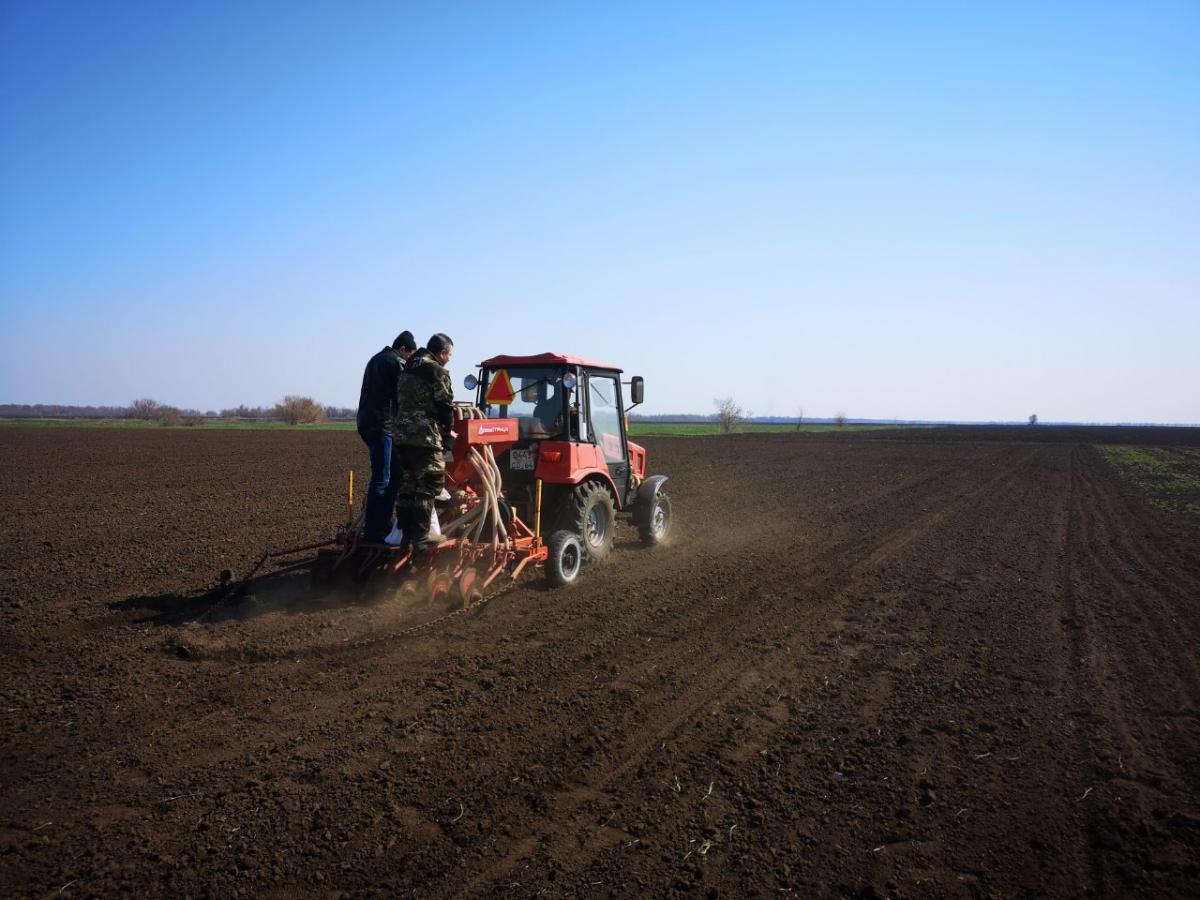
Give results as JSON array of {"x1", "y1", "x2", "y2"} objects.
[{"x1": 466, "y1": 353, "x2": 646, "y2": 507}]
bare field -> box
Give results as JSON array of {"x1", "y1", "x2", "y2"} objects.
[{"x1": 2, "y1": 426, "x2": 1199, "y2": 898}]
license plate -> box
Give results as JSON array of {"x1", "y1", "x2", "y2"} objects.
[{"x1": 510, "y1": 449, "x2": 535, "y2": 471}]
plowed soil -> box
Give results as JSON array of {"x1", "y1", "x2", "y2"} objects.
[{"x1": 2, "y1": 426, "x2": 1199, "y2": 899}]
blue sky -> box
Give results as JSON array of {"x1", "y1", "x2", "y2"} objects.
[{"x1": 2, "y1": 1, "x2": 1197, "y2": 422}]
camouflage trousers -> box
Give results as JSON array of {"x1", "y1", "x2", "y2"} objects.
[{"x1": 392, "y1": 445, "x2": 445, "y2": 509}]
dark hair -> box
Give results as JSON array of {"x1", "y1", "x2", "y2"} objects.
[
  {"x1": 427, "y1": 333, "x2": 454, "y2": 355},
  {"x1": 392, "y1": 331, "x2": 416, "y2": 352}
]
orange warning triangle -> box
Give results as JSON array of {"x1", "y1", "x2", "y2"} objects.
[{"x1": 484, "y1": 369, "x2": 516, "y2": 405}]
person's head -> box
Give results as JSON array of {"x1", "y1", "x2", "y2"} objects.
[
  {"x1": 427, "y1": 333, "x2": 454, "y2": 365},
  {"x1": 392, "y1": 330, "x2": 417, "y2": 359}
]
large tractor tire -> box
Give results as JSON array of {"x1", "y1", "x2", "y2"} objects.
[
  {"x1": 638, "y1": 490, "x2": 672, "y2": 546},
  {"x1": 545, "y1": 530, "x2": 584, "y2": 586},
  {"x1": 561, "y1": 480, "x2": 616, "y2": 563}
]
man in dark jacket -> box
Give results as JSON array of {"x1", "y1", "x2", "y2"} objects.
[
  {"x1": 393, "y1": 333, "x2": 455, "y2": 549},
  {"x1": 356, "y1": 330, "x2": 417, "y2": 541}
]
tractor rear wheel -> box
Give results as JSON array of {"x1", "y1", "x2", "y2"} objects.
[
  {"x1": 546, "y1": 530, "x2": 584, "y2": 586},
  {"x1": 639, "y1": 490, "x2": 672, "y2": 546},
  {"x1": 562, "y1": 480, "x2": 616, "y2": 562}
]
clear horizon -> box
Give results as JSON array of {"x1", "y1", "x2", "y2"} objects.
[{"x1": 2, "y1": 2, "x2": 1198, "y2": 423}]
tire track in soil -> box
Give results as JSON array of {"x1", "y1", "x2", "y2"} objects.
[
  {"x1": 606, "y1": 450, "x2": 1055, "y2": 896},
  {"x1": 569, "y1": 442, "x2": 1145, "y2": 899},
  {"x1": 841, "y1": 442, "x2": 1090, "y2": 899},
  {"x1": 533, "y1": 444, "x2": 1068, "y2": 897},
  {"x1": 444, "y1": 446, "x2": 1039, "y2": 895},
  {"x1": 451, "y1": 442, "x2": 1197, "y2": 899},
  {"x1": 1059, "y1": 446, "x2": 1200, "y2": 898}
]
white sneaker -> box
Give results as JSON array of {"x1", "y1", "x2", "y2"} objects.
[{"x1": 384, "y1": 523, "x2": 405, "y2": 546}]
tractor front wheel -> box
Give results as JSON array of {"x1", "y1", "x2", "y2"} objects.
[
  {"x1": 563, "y1": 480, "x2": 617, "y2": 562},
  {"x1": 639, "y1": 490, "x2": 672, "y2": 546},
  {"x1": 546, "y1": 530, "x2": 584, "y2": 586}
]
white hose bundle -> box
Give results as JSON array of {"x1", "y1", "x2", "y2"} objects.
[{"x1": 439, "y1": 406, "x2": 511, "y2": 549}]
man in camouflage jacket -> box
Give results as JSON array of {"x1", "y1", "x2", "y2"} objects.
[{"x1": 393, "y1": 333, "x2": 455, "y2": 548}]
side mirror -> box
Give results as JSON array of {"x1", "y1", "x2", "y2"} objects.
[
  {"x1": 630, "y1": 376, "x2": 644, "y2": 405},
  {"x1": 561, "y1": 372, "x2": 578, "y2": 390},
  {"x1": 464, "y1": 374, "x2": 478, "y2": 391}
]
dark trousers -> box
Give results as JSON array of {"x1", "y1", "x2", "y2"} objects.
[
  {"x1": 393, "y1": 445, "x2": 446, "y2": 540},
  {"x1": 360, "y1": 431, "x2": 398, "y2": 540}
]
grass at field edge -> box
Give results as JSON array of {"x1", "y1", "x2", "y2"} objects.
[
  {"x1": 1098, "y1": 445, "x2": 1200, "y2": 518},
  {"x1": 1, "y1": 418, "x2": 907, "y2": 435}
]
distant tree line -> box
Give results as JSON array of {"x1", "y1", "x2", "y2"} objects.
[
  {"x1": 1, "y1": 403, "x2": 133, "y2": 418},
  {"x1": 1, "y1": 397, "x2": 357, "y2": 426}
]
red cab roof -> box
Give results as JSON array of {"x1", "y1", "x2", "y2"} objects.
[{"x1": 479, "y1": 352, "x2": 622, "y2": 371}]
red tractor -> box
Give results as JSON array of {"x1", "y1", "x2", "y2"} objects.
[
  {"x1": 464, "y1": 352, "x2": 672, "y2": 584},
  {"x1": 292, "y1": 352, "x2": 670, "y2": 600}
]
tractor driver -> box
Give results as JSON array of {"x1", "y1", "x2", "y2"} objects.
[
  {"x1": 531, "y1": 386, "x2": 565, "y2": 438},
  {"x1": 393, "y1": 333, "x2": 455, "y2": 550}
]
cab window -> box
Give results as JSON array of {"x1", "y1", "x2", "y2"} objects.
[
  {"x1": 482, "y1": 367, "x2": 564, "y2": 438},
  {"x1": 587, "y1": 373, "x2": 625, "y2": 462}
]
